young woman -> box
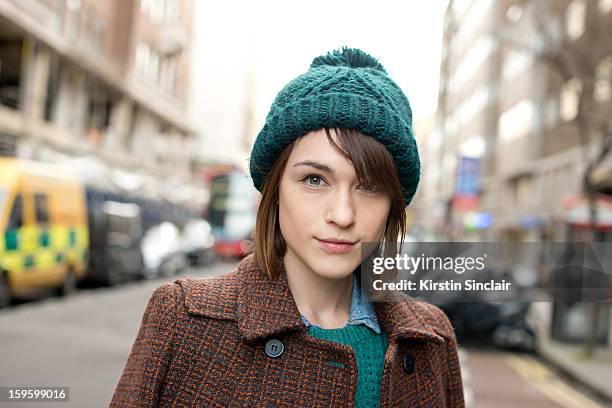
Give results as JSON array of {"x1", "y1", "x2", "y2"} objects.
[{"x1": 111, "y1": 47, "x2": 465, "y2": 407}]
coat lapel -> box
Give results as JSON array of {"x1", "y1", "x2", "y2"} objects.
[
  {"x1": 236, "y1": 254, "x2": 306, "y2": 343},
  {"x1": 232, "y1": 254, "x2": 447, "y2": 345}
]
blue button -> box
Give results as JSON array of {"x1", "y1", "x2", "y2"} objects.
[{"x1": 264, "y1": 338, "x2": 284, "y2": 358}]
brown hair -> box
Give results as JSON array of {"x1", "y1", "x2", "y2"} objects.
[{"x1": 249, "y1": 127, "x2": 408, "y2": 279}]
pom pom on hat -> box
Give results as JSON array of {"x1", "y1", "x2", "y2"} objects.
[{"x1": 310, "y1": 46, "x2": 387, "y2": 73}]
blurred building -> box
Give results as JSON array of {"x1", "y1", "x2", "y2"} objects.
[
  {"x1": 410, "y1": 114, "x2": 440, "y2": 239},
  {"x1": 423, "y1": 0, "x2": 612, "y2": 242},
  {"x1": 0, "y1": 0, "x2": 198, "y2": 180},
  {"x1": 423, "y1": 0, "x2": 612, "y2": 352}
]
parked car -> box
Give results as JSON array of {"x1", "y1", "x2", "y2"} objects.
[
  {"x1": 140, "y1": 222, "x2": 187, "y2": 279},
  {"x1": 180, "y1": 219, "x2": 215, "y2": 266},
  {"x1": 440, "y1": 299, "x2": 537, "y2": 352},
  {"x1": 86, "y1": 200, "x2": 144, "y2": 286}
]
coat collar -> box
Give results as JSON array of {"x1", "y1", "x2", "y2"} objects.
[{"x1": 179, "y1": 254, "x2": 449, "y2": 345}]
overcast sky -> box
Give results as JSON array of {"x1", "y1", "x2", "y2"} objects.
[
  {"x1": 190, "y1": 1, "x2": 449, "y2": 162},
  {"x1": 247, "y1": 0, "x2": 450, "y2": 121}
]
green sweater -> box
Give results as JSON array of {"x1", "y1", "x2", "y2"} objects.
[{"x1": 307, "y1": 324, "x2": 388, "y2": 408}]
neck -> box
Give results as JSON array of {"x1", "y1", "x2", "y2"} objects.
[{"x1": 283, "y1": 250, "x2": 353, "y2": 329}]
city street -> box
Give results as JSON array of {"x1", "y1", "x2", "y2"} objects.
[
  {"x1": 0, "y1": 260, "x2": 606, "y2": 407},
  {"x1": 0, "y1": 260, "x2": 235, "y2": 407}
]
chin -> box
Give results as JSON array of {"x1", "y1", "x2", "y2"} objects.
[{"x1": 308, "y1": 256, "x2": 359, "y2": 280}]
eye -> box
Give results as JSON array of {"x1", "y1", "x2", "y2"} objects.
[{"x1": 300, "y1": 174, "x2": 328, "y2": 188}]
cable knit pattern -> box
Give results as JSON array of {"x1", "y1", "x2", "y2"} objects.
[
  {"x1": 307, "y1": 324, "x2": 388, "y2": 408},
  {"x1": 249, "y1": 47, "x2": 420, "y2": 206}
]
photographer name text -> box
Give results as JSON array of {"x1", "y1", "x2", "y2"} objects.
[{"x1": 372, "y1": 279, "x2": 512, "y2": 292}]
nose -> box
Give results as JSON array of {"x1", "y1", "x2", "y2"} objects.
[{"x1": 325, "y1": 188, "x2": 356, "y2": 228}]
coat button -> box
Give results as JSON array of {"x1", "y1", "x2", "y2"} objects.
[
  {"x1": 264, "y1": 338, "x2": 285, "y2": 358},
  {"x1": 403, "y1": 352, "x2": 415, "y2": 374}
]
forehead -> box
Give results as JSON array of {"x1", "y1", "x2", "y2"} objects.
[{"x1": 288, "y1": 129, "x2": 354, "y2": 170}]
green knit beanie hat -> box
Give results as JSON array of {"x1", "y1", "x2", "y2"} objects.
[{"x1": 249, "y1": 46, "x2": 420, "y2": 206}]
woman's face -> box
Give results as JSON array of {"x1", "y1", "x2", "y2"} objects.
[{"x1": 278, "y1": 129, "x2": 392, "y2": 280}]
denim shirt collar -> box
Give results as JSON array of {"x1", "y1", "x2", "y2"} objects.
[{"x1": 300, "y1": 273, "x2": 381, "y2": 334}]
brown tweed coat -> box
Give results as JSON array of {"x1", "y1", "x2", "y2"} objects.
[{"x1": 110, "y1": 254, "x2": 465, "y2": 407}]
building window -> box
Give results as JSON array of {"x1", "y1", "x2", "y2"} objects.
[
  {"x1": 566, "y1": 0, "x2": 586, "y2": 40},
  {"x1": 135, "y1": 43, "x2": 153, "y2": 80},
  {"x1": 459, "y1": 135, "x2": 485, "y2": 158},
  {"x1": 594, "y1": 55, "x2": 612, "y2": 102},
  {"x1": 142, "y1": 0, "x2": 169, "y2": 23},
  {"x1": 160, "y1": 57, "x2": 177, "y2": 93},
  {"x1": 135, "y1": 43, "x2": 148, "y2": 77},
  {"x1": 502, "y1": 49, "x2": 533, "y2": 83},
  {"x1": 560, "y1": 78, "x2": 581, "y2": 121},
  {"x1": 506, "y1": 4, "x2": 523, "y2": 23},
  {"x1": 599, "y1": 0, "x2": 612, "y2": 14},
  {"x1": 499, "y1": 99, "x2": 535, "y2": 143},
  {"x1": 86, "y1": 82, "x2": 112, "y2": 131},
  {"x1": 43, "y1": 55, "x2": 60, "y2": 122},
  {"x1": 148, "y1": 50, "x2": 159, "y2": 82}
]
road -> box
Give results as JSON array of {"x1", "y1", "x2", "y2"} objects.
[
  {"x1": 461, "y1": 347, "x2": 608, "y2": 407},
  {"x1": 0, "y1": 261, "x2": 235, "y2": 407},
  {"x1": 0, "y1": 260, "x2": 607, "y2": 407}
]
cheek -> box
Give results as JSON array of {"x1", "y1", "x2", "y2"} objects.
[
  {"x1": 359, "y1": 200, "x2": 391, "y2": 240},
  {"x1": 278, "y1": 186, "x2": 314, "y2": 241}
]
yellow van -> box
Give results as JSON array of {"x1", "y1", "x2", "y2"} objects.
[{"x1": 0, "y1": 158, "x2": 89, "y2": 307}]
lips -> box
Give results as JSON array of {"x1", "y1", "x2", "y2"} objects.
[
  {"x1": 318, "y1": 237, "x2": 358, "y2": 245},
  {"x1": 316, "y1": 238, "x2": 358, "y2": 254}
]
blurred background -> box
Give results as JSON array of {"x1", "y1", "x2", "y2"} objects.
[{"x1": 0, "y1": 0, "x2": 611, "y2": 406}]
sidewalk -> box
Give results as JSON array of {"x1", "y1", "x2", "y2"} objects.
[{"x1": 538, "y1": 336, "x2": 612, "y2": 403}]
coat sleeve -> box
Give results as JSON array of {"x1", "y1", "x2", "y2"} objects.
[{"x1": 110, "y1": 282, "x2": 181, "y2": 407}]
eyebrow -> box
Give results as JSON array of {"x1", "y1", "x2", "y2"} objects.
[{"x1": 292, "y1": 160, "x2": 335, "y2": 175}]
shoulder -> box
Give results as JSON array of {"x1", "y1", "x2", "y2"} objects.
[
  {"x1": 169, "y1": 270, "x2": 242, "y2": 320},
  {"x1": 167, "y1": 254, "x2": 263, "y2": 320},
  {"x1": 142, "y1": 281, "x2": 182, "y2": 318},
  {"x1": 418, "y1": 301, "x2": 455, "y2": 340},
  {"x1": 376, "y1": 287, "x2": 457, "y2": 344},
  {"x1": 400, "y1": 294, "x2": 456, "y2": 341}
]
